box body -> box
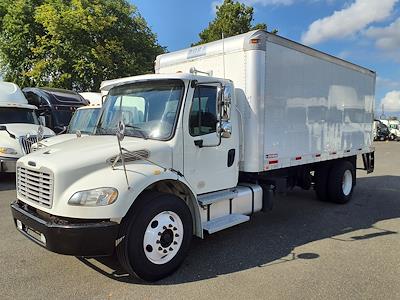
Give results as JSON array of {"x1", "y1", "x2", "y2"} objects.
[{"x1": 156, "y1": 31, "x2": 375, "y2": 172}]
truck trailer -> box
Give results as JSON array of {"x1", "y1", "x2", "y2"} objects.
[{"x1": 11, "y1": 30, "x2": 375, "y2": 281}]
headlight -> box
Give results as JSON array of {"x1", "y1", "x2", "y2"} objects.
[
  {"x1": 0, "y1": 147, "x2": 17, "y2": 155},
  {"x1": 68, "y1": 188, "x2": 118, "y2": 206}
]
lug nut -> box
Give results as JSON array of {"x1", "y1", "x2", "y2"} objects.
[
  {"x1": 173, "y1": 227, "x2": 177, "y2": 231},
  {"x1": 158, "y1": 232, "x2": 162, "y2": 236},
  {"x1": 163, "y1": 250, "x2": 167, "y2": 254},
  {"x1": 158, "y1": 247, "x2": 162, "y2": 251},
  {"x1": 163, "y1": 226, "x2": 167, "y2": 230},
  {"x1": 169, "y1": 247, "x2": 173, "y2": 251},
  {"x1": 169, "y1": 224, "x2": 173, "y2": 228},
  {"x1": 156, "y1": 240, "x2": 160, "y2": 244},
  {"x1": 173, "y1": 241, "x2": 177, "y2": 245},
  {"x1": 175, "y1": 233, "x2": 179, "y2": 237}
]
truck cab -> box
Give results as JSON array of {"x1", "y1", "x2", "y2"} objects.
[
  {"x1": 22, "y1": 87, "x2": 88, "y2": 134},
  {"x1": 0, "y1": 82, "x2": 55, "y2": 172},
  {"x1": 380, "y1": 119, "x2": 400, "y2": 141},
  {"x1": 11, "y1": 73, "x2": 238, "y2": 280}
]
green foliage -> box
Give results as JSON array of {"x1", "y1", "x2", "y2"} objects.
[
  {"x1": 193, "y1": 0, "x2": 276, "y2": 46},
  {"x1": 0, "y1": 0, "x2": 164, "y2": 91}
]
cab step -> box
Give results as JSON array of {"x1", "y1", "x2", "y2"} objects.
[{"x1": 202, "y1": 214, "x2": 250, "y2": 234}]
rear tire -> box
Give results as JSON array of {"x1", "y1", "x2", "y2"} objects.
[
  {"x1": 116, "y1": 192, "x2": 192, "y2": 281},
  {"x1": 327, "y1": 161, "x2": 355, "y2": 204}
]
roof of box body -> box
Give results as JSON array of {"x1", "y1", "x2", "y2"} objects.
[{"x1": 155, "y1": 30, "x2": 375, "y2": 77}]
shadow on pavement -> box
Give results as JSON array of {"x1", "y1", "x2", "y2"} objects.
[
  {"x1": 78, "y1": 175, "x2": 400, "y2": 285},
  {"x1": 0, "y1": 173, "x2": 16, "y2": 191}
]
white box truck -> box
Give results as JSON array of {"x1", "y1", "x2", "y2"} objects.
[
  {"x1": 0, "y1": 82, "x2": 55, "y2": 173},
  {"x1": 11, "y1": 30, "x2": 375, "y2": 281}
]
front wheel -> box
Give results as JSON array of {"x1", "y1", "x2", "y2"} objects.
[{"x1": 117, "y1": 192, "x2": 193, "y2": 281}]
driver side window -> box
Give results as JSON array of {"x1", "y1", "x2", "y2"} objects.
[{"x1": 189, "y1": 86, "x2": 218, "y2": 136}]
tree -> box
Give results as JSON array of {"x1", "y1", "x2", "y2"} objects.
[
  {"x1": 0, "y1": 0, "x2": 164, "y2": 91},
  {"x1": 193, "y1": 0, "x2": 276, "y2": 46}
]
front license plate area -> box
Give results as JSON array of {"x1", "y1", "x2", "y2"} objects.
[{"x1": 16, "y1": 219, "x2": 47, "y2": 245}]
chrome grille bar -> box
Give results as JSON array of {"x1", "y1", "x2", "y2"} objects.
[
  {"x1": 19, "y1": 136, "x2": 39, "y2": 155},
  {"x1": 17, "y1": 166, "x2": 53, "y2": 208}
]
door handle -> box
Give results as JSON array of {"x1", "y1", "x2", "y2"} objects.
[{"x1": 194, "y1": 140, "x2": 204, "y2": 148}]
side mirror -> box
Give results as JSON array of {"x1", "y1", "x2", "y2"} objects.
[
  {"x1": 0, "y1": 125, "x2": 6, "y2": 131},
  {"x1": 217, "y1": 85, "x2": 232, "y2": 138},
  {"x1": 219, "y1": 121, "x2": 232, "y2": 138}
]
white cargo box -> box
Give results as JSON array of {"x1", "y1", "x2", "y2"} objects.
[{"x1": 156, "y1": 30, "x2": 375, "y2": 173}]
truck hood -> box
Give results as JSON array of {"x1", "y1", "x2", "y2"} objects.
[
  {"x1": 18, "y1": 135, "x2": 173, "y2": 174},
  {"x1": 37, "y1": 133, "x2": 86, "y2": 148},
  {"x1": 1, "y1": 123, "x2": 54, "y2": 138}
]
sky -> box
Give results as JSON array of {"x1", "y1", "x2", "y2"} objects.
[{"x1": 133, "y1": 0, "x2": 400, "y2": 117}]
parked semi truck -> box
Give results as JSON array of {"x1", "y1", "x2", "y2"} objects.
[
  {"x1": 23, "y1": 87, "x2": 88, "y2": 134},
  {"x1": 32, "y1": 92, "x2": 103, "y2": 150},
  {"x1": 0, "y1": 82, "x2": 54, "y2": 173},
  {"x1": 11, "y1": 31, "x2": 375, "y2": 281}
]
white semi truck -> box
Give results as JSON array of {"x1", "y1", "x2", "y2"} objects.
[
  {"x1": 11, "y1": 31, "x2": 375, "y2": 281},
  {"x1": 0, "y1": 82, "x2": 54, "y2": 173}
]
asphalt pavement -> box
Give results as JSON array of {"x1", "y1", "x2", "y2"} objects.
[{"x1": 0, "y1": 142, "x2": 399, "y2": 299}]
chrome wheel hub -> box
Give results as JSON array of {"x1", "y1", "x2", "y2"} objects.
[
  {"x1": 342, "y1": 169, "x2": 353, "y2": 196},
  {"x1": 143, "y1": 211, "x2": 183, "y2": 265}
]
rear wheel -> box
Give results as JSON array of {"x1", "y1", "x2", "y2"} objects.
[
  {"x1": 117, "y1": 192, "x2": 192, "y2": 281},
  {"x1": 327, "y1": 161, "x2": 355, "y2": 204},
  {"x1": 389, "y1": 134, "x2": 396, "y2": 141}
]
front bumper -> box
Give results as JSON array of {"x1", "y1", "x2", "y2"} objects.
[
  {"x1": 11, "y1": 201, "x2": 119, "y2": 257},
  {"x1": 0, "y1": 157, "x2": 17, "y2": 173}
]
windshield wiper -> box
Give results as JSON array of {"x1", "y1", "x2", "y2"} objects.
[{"x1": 125, "y1": 124, "x2": 148, "y2": 140}]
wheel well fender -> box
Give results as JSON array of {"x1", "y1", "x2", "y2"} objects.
[{"x1": 127, "y1": 178, "x2": 203, "y2": 238}]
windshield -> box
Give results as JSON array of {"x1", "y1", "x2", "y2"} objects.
[
  {"x1": 54, "y1": 109, "x2": 75, "y2": 127},
  {"x1": 68, "y1": 108, "x2": 101, "y2": 134},
  {"x1": 96, "y1": 80, "x2": 184, "y2": 140},
  {"x1": 0, "y1": 107, "x2": 39, "y2": 125}
]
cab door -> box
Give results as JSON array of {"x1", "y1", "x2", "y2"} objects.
[{"x1": 182, "y1": 84, "x2": 238, "y2": 195}]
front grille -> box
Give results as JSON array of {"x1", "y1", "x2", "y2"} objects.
[
  {"x1": 17, "y1": 167, "x2": 53, "y2": 208},
  {"x1": 19, "y1": 136, "x2": 38, "y2": 154}
]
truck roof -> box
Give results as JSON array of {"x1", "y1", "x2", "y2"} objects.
[
  {"x1": 23, "y1": 87, "x2": 88, "y2": 106},
  {"x1": 0, "y1": 82, "x2": 28, "y2": 104},
  {"x1": 100, "y1": 73, "x2": 230, "y2": 92},
  {"x1": 155, "y1": 30, "x2": 375, "y2": 77}
]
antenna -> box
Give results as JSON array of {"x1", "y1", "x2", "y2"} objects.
[{"x1": 222, "y1": 32, "x2": 226, "y2": 79}]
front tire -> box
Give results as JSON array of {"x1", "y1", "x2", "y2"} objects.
[{"x1": 117, "y1": 192, "x2": 192, "y2": 281}]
